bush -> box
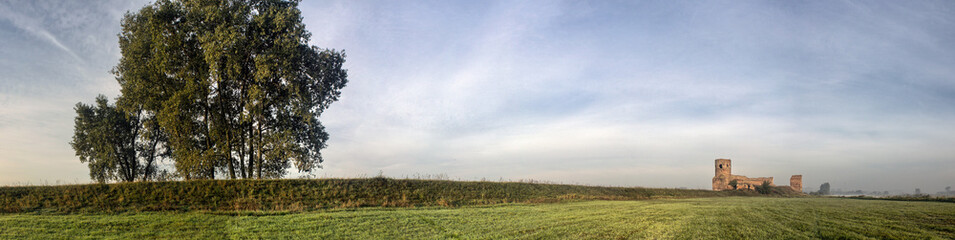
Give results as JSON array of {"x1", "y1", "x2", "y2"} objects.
[
  {"x1": 810, "y1": 182, "x2": 831, "y2": 195},
  {"x1": 755, "y1": 181, "x2": 772, "y2": 194}
]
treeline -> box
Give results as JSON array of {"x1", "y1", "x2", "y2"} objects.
[{"x1": 71, "y1": 0, "x2": 347, "y2": 183}]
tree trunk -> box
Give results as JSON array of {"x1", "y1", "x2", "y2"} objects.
[
  {"x1": 248, "y1": 122, "x2": 255, "y2": 179},
  {"x1": 206, "y1": 99, "x2": 215, "y2": 180},
  {"x1": 227, "y1": 130, "x2": 236, "y2": 179},
  {"x1": 238, "y1": 124, "x2": 247, "y2": 179},
  {"x1": 238, "y1": 136, "x2": 246, "y2": 179},
  {"x1": 256, "y1": 122, "x2": 263, "y2": 179},
  {"x1": 128, "y1": 124, "x2": 140, "y2": 182},
  {"x1": 142, "y1": 136, "x2": 159, "y2": 181}
]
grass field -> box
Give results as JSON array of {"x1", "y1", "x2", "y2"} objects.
[{"x1": 2, "y1": 197, "x2": 952, "y2": 239}]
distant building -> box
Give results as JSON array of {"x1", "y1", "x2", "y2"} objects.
[
  {"x1": 790, "y1": 175, "x2": 802, "y2": 192},
  {"x1": 712, "y1": 158, "x2": 802, "y2": 192}
]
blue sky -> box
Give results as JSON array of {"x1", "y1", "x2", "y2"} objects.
[{"x1": 1, "y1": 1, "x2": 953, "y2": 192}]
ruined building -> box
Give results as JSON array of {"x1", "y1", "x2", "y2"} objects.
[
  {"x1": 712, "y1": 158, "x2": 802, "y2": 192},
  {"x1": 790, "y1": 175, "x2": 802, "y2": 192}
]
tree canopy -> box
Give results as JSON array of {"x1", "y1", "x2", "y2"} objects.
[
  {"x1": 70, "y1": 95, "x2": 155, "y2": 183},
  {"x1": 72, "y1": 0, "x2": 347, "y2": 182},
  {"x1": 816, "y1": 182, "x2": 831, "y2": 195}
]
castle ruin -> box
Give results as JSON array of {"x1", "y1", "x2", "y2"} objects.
[{"x1": 712, "y1": 158, "x2": 802, "y2": 192}]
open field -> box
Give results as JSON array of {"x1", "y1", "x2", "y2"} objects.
[{"x1": 2, "y1": 197, "x2": 952, "y2": 239}]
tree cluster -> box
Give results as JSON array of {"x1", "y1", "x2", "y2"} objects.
[
  {"x1": 811, "y1": 182, "x2": 831, "y2": 195},
  {"x1": 755, "y1": 181, "x2": 772, "y2": 194},
  {"x1": 71, "y1": 0, "x2": 347, "y2": 183}
]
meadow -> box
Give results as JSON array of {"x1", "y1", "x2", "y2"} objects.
[{"x1": 1, "y1": 197, "x2": 953, "y2": 239}]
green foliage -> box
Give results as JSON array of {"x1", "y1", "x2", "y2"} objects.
[
  {"x1": 755, "y1": 181, "x2": 772, "y2": 194},
  {"x1": 814, "y1": 182, "x2": 831, "y2": 195},
  {"x1": 99, "y1": 0, "x2": 349, "y2": 180},
  {"x1": 70, "y1": 95, "x2": 146, "y2": 183},
  {"x1": 728, "y1": 179, "x2": 738, "y2": 190},
  {"x1": 2, "y1": 198, "x2": 953, "y2": 239},
  {"x1": 0, "y1": 179, "x2": 765, "y2": 213}
]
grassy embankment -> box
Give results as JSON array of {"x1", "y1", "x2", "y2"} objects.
[
  {"x1": 1, "y1": 197, "x2": 953, "y2": 239},
  {"x1": 0, "y1": 178, "x2": 791, "y2": 213},
  {"x1": 842, "y1": 195, "x2": 955, "y2": 203}
]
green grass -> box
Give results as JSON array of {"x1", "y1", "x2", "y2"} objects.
[
  {"x1": 1, "y1": 197, "x2": 952, "y2": 239},
  {"x1": 1, "y1": 178, "x2": 777, "y2": 213}
]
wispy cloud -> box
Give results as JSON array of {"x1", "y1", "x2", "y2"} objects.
[
  {"x1": 0, "y1": 2, "x2": 79, "y2": 60},
  {"x1": 0, "y1": 0, "x2": 149, "y2": 184}
]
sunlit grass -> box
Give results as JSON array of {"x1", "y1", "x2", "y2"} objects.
[{"x1": 2, "y1": 197, "x2": 952, "y2": 239}]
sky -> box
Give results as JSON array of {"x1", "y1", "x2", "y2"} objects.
[{"x1": 1, "y1": 1, "x2": 954, "y2": 193}]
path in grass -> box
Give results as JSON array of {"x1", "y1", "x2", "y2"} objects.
[{"x1": 2, "y1": 197, "x2": 953, "y2": 239}]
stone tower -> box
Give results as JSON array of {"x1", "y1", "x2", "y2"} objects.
[
  {"x1": 790, "y1": 175, "x2": 802, "y2": 192},
  {"x1": 712, "y1": 159, "x2": 732, "y2": 190},
  {"x1": 715, "y1": 159, "x2": 731, "y2": 176}
]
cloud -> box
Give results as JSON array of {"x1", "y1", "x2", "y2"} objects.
[
  {"x1": 0, "y1": 1, "x2": 79, "y2": 60},
  {"x1": 308, "y1": 1, "x2": 955, "y2": 191},
  {"x1": 0, "y1": 0, "x2": 149, "y2": 185}
]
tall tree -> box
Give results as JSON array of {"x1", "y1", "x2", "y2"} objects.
[
  {"x1": 817, "y1": 182, "x2": 830, "y2": 195},
  {"x1": 71, "y1": 95, "x2": 152, "y2": 183},
  {"x1": 112, "y1": 0, "x2": 347, "y2": 180}
]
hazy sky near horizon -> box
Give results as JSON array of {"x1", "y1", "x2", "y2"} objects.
[{"x1": 1, "y1": 1, "x2": 953, "y2": 192}]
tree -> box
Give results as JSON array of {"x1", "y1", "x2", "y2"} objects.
[
  {"x1": 71, "y1": 95, "x2": 159, "y2": 183},
  {"x1": 817, "y1": 182, "x2": 830, "y2": 195},
  {"x1": 728, "y1": 179, "x2": 739, "y2": 190},
  {"x1": 947, "y1": 186, "x2": 951, "y2": 192},
  {"x1": 112, "y1": 0, "x2": 347, "y2": 180},
  {"x1": 756, "y1": 181, "x2": 772, "y2": 194}
]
